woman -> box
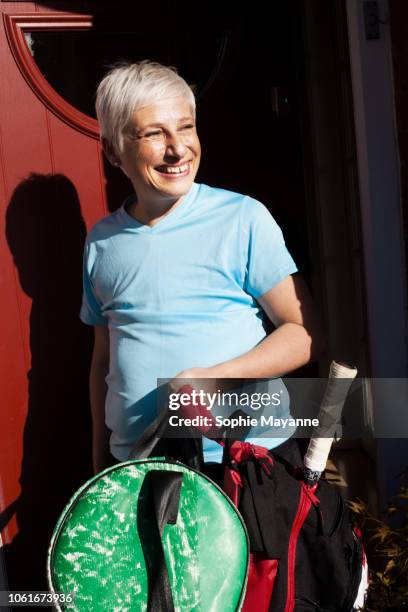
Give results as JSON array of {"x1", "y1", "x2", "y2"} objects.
[{"x1": 80, "y1": 60, "x2": 324, "y2": 473}]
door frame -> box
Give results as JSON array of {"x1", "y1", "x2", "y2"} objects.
[{"x1": 345, "y1": 0, "x2": 408, "y2": 505}]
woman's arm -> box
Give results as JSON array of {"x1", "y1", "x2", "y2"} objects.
[
  {"x1": 218, "y1": 274, "x2": 325, "y2": 378},
  {"x1": 173, "y1": 275, "x2": 325, "y2": 385},
  {"x1": 90, "y1": 325, "x2": 111, "y2": 473}
]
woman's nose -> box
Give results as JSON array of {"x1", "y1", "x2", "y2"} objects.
[{"x1": 165, "y1": 133, "x2": 187, "y2": 158}]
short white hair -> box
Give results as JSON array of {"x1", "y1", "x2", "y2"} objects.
[{"x1": 95, "y1": 60, "x2": 196, "y2": 154}]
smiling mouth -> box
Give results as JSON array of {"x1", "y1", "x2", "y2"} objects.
[{"x1": 156, "y1": 162, "x2": 191, "y2": 175}]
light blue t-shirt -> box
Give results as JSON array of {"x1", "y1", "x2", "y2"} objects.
[{"x1": 80, "y1": 183, "x2": 298, "y2": 461}]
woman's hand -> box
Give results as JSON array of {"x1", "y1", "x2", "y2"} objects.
[{"x1": 168, "y1": 366, "x2": 243, "y2": 408}]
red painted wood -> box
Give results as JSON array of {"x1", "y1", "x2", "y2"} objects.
[
  {"x1": 0, "y1": 5, "x2": 52, "y2": 552},
  {"x1": 47, "y1": 110, "x2": 107, "y2": 223},
  {"x1": 0, "y1": 2, "x2": 108, "y2": 590},
  {"x1": 34, "y1": 3, "x2": 88, "y2": 13},
  {"x1": 0, "y1": 83, "x2": 25, "y2": 545},
  {"x1": 3, "y1": 12, "x2": 99, "y2": 138},
  {"x1": 0, "y1": 4, "x2": 34, "y2": 11}
]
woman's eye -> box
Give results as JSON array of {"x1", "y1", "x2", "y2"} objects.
[
  {"x1": 181, "y1": 124, "x2": 194, "y2": 130},
  {"x1": 145, "y1": 131, "x2": 163, "y2": 138}
]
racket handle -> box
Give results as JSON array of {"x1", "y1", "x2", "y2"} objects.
[{"x1": 303, "y1": 361, "x2": 357, "y2": 485}]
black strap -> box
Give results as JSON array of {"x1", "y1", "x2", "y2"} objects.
[
  {"x1": 128, "y1": 405, "x2": 203, "y2": 471},
  {"x1": 129, "y1": 409, "x2": 170, "y2": 460},
  {"x1": 137, "y1": 470, "x2": 183, "y2": 612}
]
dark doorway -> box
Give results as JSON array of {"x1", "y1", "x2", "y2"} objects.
[{"x1": 27, "y1": 1, "x2": 310, "y2": 278}]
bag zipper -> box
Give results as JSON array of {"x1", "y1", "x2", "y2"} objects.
[{"x1": 284, "y1": 483, "x2": 318, "y2": 612}]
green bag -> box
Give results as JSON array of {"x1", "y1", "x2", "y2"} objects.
[{"x1": 47, "y1": 459, "x2": 249, "y2": 611}]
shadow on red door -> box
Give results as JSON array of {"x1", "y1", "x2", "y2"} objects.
[{"x1": 1, "y1": 174, "x2": 93, "y2": 590}]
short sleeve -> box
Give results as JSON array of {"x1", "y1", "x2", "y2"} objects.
[
  {"x1": 244, "y1": 199, "x2": 298, "y2": 298},
  {"x1": 80, "y1": 240, "x2": 108, "y2": 326}
]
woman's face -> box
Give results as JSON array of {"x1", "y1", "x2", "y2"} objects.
[{"x1": 113, "y1": 96, "x2": 201, "y2": 207}]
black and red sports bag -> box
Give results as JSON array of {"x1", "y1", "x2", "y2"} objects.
[
  {"x1": 130, "y1": 397, "x2": 368, "y2": 612},
  {"x1": 220, "y1": 437, "x2": 368, "y2": 612},
  {"x1": 128, "y1": 360, "x2": 369, "y2": 612}
]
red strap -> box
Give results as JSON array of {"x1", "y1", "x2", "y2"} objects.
[
  {"x1": 301, "y1": 482, "x2": 319, "y2": 506},
  {"x1": 223, "y1": 466, "x2": 243, "y2": 506},
  {"x1": 177, "y1": 384, "x2": 224, "y2": 440},
  {"x1": 242, "y1": 554, "x2": 278, "y2": 612},
  {"x1": 284, "y1": 483, "x2": 319, "y2": 612},
  {"x1": 223, "y1": 441, "x2": 274, "y2": 506},
  {"x1": 229, "y1": 441, "x2": 274, "y2": 476}
]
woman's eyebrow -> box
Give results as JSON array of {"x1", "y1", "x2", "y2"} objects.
[
  {"x1": 139, "y1": 123, "x2": 163, "y2": 130},
  {"x1": 141, "y1": 117, "x2": 194, "y2": 129}
]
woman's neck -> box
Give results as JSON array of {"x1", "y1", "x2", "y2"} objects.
[{"x1": 126, "y1": 192, "x2": 185, "y2": 227}]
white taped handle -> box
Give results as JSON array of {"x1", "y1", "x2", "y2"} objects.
[{"x1": 303, "y1": 361, "x2": 357, "y2": 474}]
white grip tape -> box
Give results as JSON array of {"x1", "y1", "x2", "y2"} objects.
[
  {"x1": 303, "y1": 361, "x2": 357, "y2": 474},
  {"x1": 304, "y1": 438, "x2": 333, "y2": 473}
]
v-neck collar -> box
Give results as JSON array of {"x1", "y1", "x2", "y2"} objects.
[{"x1": 119, "y1": 183, "x2": 199, "y2": 233}]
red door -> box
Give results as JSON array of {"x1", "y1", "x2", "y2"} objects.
[{"x1": 0, "y1": 2, "x2": 109, "y2": 590}]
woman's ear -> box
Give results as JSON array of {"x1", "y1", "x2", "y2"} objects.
[{"x1": 101, "y1": 138, "x2": 121, "y2": 167}]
